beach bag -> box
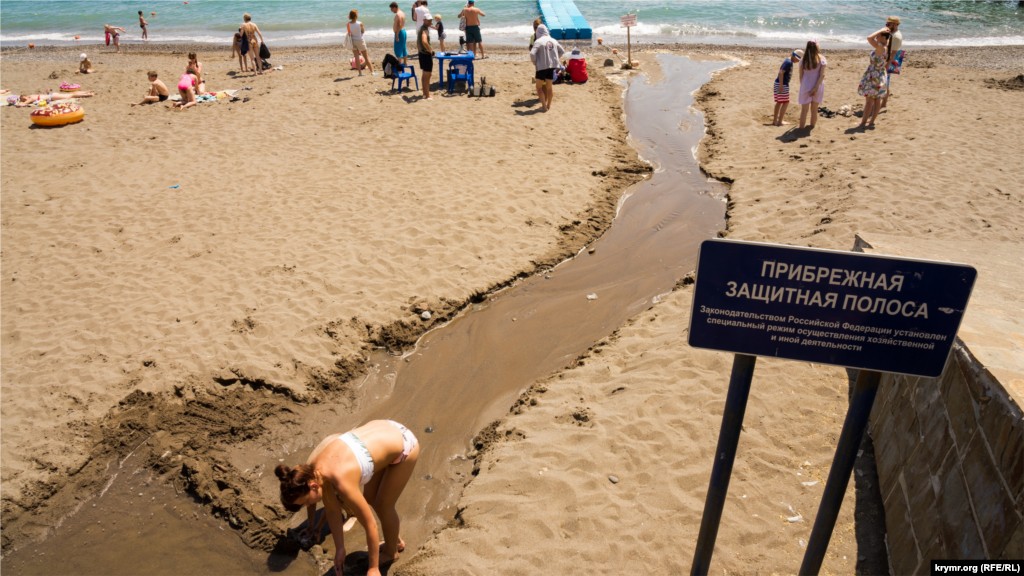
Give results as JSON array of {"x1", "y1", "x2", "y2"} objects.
[
  {"x1": 260, "y1": 42, "x2": 271, "y2": 59},
  {"x1": 382, "y1": 54, "x2": 401, "y2": 79},
  {"x1": 344, "y1": 22, "x2": 355, "y2": 49},
  {"x1": 887, "y1": 49, "x2": 905, "y2": 75},
  {"x1": 459, "y1": 5, "x2": 468, "y2": 32}
]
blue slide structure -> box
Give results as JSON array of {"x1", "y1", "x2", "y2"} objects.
[{"x1": 538, "y1": 0, "x2": 592, "y2": 40}]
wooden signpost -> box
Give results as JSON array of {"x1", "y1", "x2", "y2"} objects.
[
  {"x1": 620, "y1": 13, "x2": 636, "y2": 65},
  {"x1": 687, "y1": 239, "x2": 977, "y2": 575}
]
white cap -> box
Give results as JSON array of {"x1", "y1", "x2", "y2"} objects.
[
  {"x1": 80, "y1": 53, "x2": 87, "y2": 60},
  {"x1": 422, "y1": 11, "x2": 433, "y2": 20}
]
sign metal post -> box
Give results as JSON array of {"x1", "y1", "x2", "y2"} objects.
[{"x1": 686, "y1": 239, "x2": 976, "y2": 575}]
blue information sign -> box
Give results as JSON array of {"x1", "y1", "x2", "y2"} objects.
[{"x1": 688, "y1": 239, "x2": 976, "y2": 378}]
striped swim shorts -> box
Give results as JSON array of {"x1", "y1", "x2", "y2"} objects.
[{"x1": 774, "y1": 80, "x2": 790, "y2": 103}]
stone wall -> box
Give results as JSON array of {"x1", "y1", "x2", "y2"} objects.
[{"x1": 870, "y1": 342, "x2": 1024, "y2": 574}]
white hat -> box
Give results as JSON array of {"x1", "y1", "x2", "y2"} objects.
[
  {"x1": 80, "y1": 53, "x2": 87, "y2": 61},
  {"x1": 423, "y1": 11, "x2": 433, "y2": 20}
]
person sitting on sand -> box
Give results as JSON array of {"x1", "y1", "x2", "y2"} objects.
[
  {"x1": 104, "y1": 24, "x2": 126, "y2": 53},
  {"x1": 772, "y1": 48, "x2": 802, "y2": 126},
  {"x1": 857, "y1": 28, "x2": 891, "y2": 128},
  {"x1": 797, "y1": 39, "x2": 826, "y2": 129},
  {"x1": 132, "y1": 71, "x2": 169, "y2": 106},
  {"x1": 276, "y1": 420, "x2": 419, "y2": 576},
  {"x1": 14, "y1": 91, "x2": 95, "y2": 107},
  {"x1": 173, "y1": 70, "x2": 198, "y2": 110},
  {"x1": 76, "y1": 53, "x2": 94, "y2": 74},
  {"x1": 139, "y1": 11, "x2": 149, "y2": 41}
]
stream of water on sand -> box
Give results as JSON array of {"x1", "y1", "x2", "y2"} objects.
[{"x1": 1, "y1": 54, "x2": 735, "y2": 575}]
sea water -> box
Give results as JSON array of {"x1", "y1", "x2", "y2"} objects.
[{"x1": 2, "y1": 1, "x2": 1023, "y2": 48}]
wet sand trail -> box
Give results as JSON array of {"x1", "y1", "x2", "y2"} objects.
[{"x1": 1, "y1": 55, "x2": 734, "y2": 575}]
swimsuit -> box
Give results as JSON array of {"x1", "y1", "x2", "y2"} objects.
[
  {"x1": 335, "y1": 421, "x2": 418, "y2": 488},
  {"x1": 158, "y1": 94, "x2": 168, "y2": 102},
  {"x1": 178, "y1": 73, "x2": 195, "y2": 91}
]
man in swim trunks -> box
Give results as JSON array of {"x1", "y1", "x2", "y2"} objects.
[
  {"x1": 417, "y1": 13, "x2": 435, "y2": 100},
  {"x1": 139, "y1": 11, "x2": 148, "y2": 41},
  {"x1": 458, "y1": 0, "x2": 486, "y2": 59},
  {"x1": 104, "y1": 24, "x2": 126, "y2": 53},
  {"x1": 132, "y1": 71, "x2": 169, "y2": 106},
  {"x1": 391, "y1": 2, "x2": 408, "y2": 65},
  {"x1": 276, "y1": 420, "x2": 419, "y2": 576}
]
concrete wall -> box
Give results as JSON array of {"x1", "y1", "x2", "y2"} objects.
[{"x1": 870, "y1": 342, "x2": 1024, "y2": 574}]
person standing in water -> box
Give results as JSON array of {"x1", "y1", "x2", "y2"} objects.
[
  {"x1": 275, "y1": 420, "x2": 419, "y2": 576},
  {"x1": 139, "y1": 12, "x2": 149, "y2": 41}
]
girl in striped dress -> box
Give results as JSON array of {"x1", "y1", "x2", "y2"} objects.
[{"x1": 773, "y1": 48, "x2": 803, "y2": 126}]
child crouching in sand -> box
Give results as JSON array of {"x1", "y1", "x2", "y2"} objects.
[
  {"x1": 173, "y1": 70, "x2": 198, "y2": 110},
  {"x1": 132, "y1": 71, "x2": 169, "y2": 106},
  {"x1": 772, "y1": 48, "x2": 802, "y2": 126}
]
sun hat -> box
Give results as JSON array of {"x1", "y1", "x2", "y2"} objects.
[
  {"x1": 423, "y1": 12, "x2": 433, "y2": 20},
  {"x1": 792, "y1": 49, "x2": 804, "y2": 59},
  {"x1": 80, "y1": 53, "x2": 87, "y2": 61},
  {"x1": 886, "y1": 16, "x2": 901, "y2": 25}
]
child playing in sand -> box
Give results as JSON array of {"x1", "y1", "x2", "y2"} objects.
[
  {"x1": 434, "y1": 15, "x2": 447, "y2": 52},
  {"x1": 772, "y1": 49, "x2": 802, "y2": 126},
  {"x1": 139, "y1": 11, "x2": 148, "y2": 41},
  {"x1": 76, "y1": 54, "x2": 93, "y2": 74},
  {"x1": 173, "y1": 70, "x2": 198, "y2": 110},
  {"x1": 132, "y1": 71, "x2": 169, "y2": 106}
]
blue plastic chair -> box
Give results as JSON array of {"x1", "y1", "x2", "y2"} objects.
[
  {"x1": 447, "y1": 60, "x2": 474, "y2": 94},
  {"x1": 392, "y1": 63, "x2": 419, "y2": 92}
]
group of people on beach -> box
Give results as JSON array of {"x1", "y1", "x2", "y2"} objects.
[
  {"x1": 772, "y1": 15, "x2": 904, "y2": 129},
  {"x1": 129, "y1": 51, "x2": 218, "y2": 110}
]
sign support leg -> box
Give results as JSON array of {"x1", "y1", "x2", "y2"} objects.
[
  {"x1": 799, "y1": 369, "x2": 882, "y2": 575},
  {"x1": 627, "y1": 26, "x2": 631, "y2": 65},
  {"x1": 690, "y1": 353, "x2": 757, "y2": 576}
]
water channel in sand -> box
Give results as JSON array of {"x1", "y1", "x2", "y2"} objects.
[{"x1": 1, "y1": 54, "x2": 735, "y2": 575}]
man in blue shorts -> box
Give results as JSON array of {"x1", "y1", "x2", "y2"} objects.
[
  {"x1": 458, "y1": 0, "x2": 486, "y2": 59},
  {"x1": 391, "y1": 2, "x2": 408, "y2": 64}
]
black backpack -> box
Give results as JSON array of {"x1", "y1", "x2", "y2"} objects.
[
  {"x1": 382, "y1": 53, "x2": 401, "y2": 79},
  {"x1": 259, "y1": 42, "x2": 271, "y2": 59}
]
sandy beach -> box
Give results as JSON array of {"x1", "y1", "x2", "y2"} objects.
[{"x1": 2, "y1": 38, "x2": 1023, "y2": 575}]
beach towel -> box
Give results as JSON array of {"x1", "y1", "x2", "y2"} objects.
[
  {"x1": 382, "y1": 54, "x2": 401, "y2": 79},
  {"x1": 240, "y1": 31, "x2": 249, "y2": 55},
  {"x1": 887, "y1": 50, "x2": 905, "y2": 75},
  {"x1": 168, "y1": 90, "x2": 238, "y2": 103}
]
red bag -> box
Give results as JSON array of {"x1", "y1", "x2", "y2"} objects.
[
  {"x1": 105, "y1": 32, "x2": 111, "y2": 46},
  {"x1": 567, "y1": 58, "x2": 588, "y2": 84}
]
